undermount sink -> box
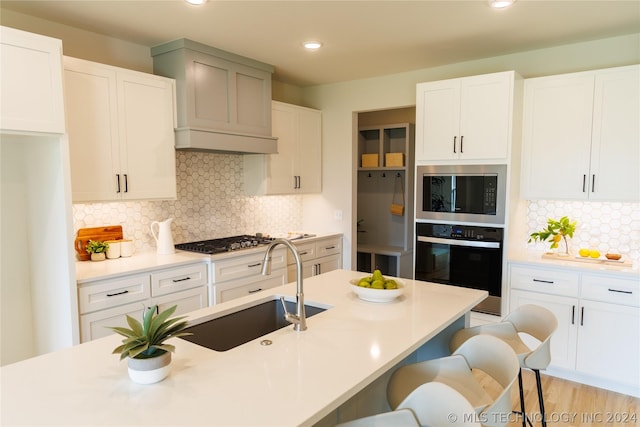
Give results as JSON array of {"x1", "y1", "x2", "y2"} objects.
[{"x1": 179, "y1": 296, "x2": 328, "y2": 352}]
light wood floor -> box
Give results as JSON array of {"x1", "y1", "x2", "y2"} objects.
[{"x1": 477, "y1": 370, "x2": 640, "y2": 426}]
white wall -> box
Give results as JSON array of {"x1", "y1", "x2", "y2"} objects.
[{"x1": 301, "y1": 33, "x2": 640, "y2": 269}]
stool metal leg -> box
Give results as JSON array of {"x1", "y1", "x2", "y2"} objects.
[
  {"x1": 518, "y1": 369, "x2": 526, "y2": 427},
  {"x1": 534, "y1": 369, "x2": 547, "y2": 427},
  {"x1": 511, "y1": 368, "x2": 532, "y2": 427}
]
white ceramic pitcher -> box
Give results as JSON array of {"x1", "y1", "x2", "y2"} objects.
[{"x1": 150, "y1": 218, "x2": 175, "y2": 255}]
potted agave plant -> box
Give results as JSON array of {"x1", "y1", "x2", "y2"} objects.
[
  {"x1": 109, "y1": 304, "x2": 191, "y2": 384},
  {"x1": 528, "y1": 216, "x2": 577, "y2": 256}
]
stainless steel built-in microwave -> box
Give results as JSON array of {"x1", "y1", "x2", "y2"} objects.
[{"x1": 416, "y1": 164, "x2": 507, "y2": 225}]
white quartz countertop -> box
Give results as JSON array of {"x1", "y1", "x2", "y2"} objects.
[
  {"x1": 0, "y1": 269, "x2": 485, "y2": 427},
  {"x1": 508, "y1": 250, "x2": 639, "y2": 278},
  {"x1": 75, "y1": 233, "x2": 342, "y2": 283}
]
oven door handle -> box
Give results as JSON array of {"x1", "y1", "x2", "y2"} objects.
[{"x1": 417, "y1": 235, "x2": 501, "y2": 249}]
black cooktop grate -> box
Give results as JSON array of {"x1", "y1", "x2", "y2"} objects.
[{"x1": 175, "y1": 235, "x2": 273, "y2": 254}]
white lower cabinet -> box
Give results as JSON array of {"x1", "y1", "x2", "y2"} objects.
[
  {"x1": 509, "y1": 263, "x2": 639, "y2": 394},
  {"x1": 212, "y1": 248, "x2": 287, "y2": 304},
  {"x1": 78, "y1": 262, "x2": 208, "y2": 342},
  {"x1": 287, "y1": 236, "x2": 342, "y2": 280}
]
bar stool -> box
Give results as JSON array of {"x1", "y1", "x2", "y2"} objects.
[
  {"x1": 449, "y1": 304, "x2": 558, "y2": 427},
  {"x1": 335, "y1": 382, "x2": 481, "y2": 427},
  {"x1": 387, "y1": 335, "x2": 520, "y2": 427}
]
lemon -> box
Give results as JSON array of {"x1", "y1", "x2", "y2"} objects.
[
  {"x1": 552, "y1": 235, "x2": 562, "y2": 243},
  {"x1": 589, "y1": 249, "x2": 601, "y2": 259},
  {"x1": 579, "y1": 248, "x2": 590, "y2": 257}
]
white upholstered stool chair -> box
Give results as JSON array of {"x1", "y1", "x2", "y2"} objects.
[
  {"x1": 387, "y1": 335, "x2": 520, "y2": 427},
  {"x1": 449, "y1": 304, "x2": 558, "y2": 427},
  {"x1": 336, "y1": 382, "x2": 481, "y2": 427}
]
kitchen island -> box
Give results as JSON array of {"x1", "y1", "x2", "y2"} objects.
[{"x1": 0, "y1": 269, "x2": 486, "y2": 426}]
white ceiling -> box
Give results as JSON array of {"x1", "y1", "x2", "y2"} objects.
[{"x1": 2, "y1": 0, "x2": 639, "y2": 86}]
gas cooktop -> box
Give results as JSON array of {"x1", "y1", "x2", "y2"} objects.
[{"x1": 175, "y1": 235, "x2": 274, "y2": 255}]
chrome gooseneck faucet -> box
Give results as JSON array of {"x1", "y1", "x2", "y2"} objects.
[{"x1": 261, "y1": 239, "x2": 307, "y2": 331}]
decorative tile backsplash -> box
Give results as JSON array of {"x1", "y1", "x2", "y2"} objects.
[
  {"x1": 73, "y1": 151, "x2": 639, "y2": 265},
  {"x1": 72, "y1": 151, "x2": 303, "y2": 253},
  {"x1": 526, "y1": 200, "x2": 640, "y2": 264}
]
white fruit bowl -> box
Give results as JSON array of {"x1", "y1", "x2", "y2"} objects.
[{"x1": 349, "y1": 279, "x2": 405, "y2": 303}]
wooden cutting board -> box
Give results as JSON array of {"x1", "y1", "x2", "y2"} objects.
[{"x1": 75, "y1": 225, "x2": 123, "y2": 261}]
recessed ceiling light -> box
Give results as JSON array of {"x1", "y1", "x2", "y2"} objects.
[
  {"x1": 185, "y1": 0, "x2": 207, "y2": 5},
  {"x1": 303, "y1": 41, "x2": 322, "y2": 51},
  {"x1": 488, "y1": 0, "x2": 515, "y2": 8}
]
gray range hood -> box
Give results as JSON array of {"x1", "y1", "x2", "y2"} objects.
[{"x1": 152, "y1": 39, "x2": 278, "y2": 154}]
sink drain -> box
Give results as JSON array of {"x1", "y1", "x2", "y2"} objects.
[{"x1": 260, "y1": 339, "x2": 273, "y2": 346}]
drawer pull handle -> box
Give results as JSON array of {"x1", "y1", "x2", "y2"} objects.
[
  {"x1": 172, "y1": 277, "x2": 191, "y2": 283},
  {"x1": 299, "y1": 251, "x2": 309, "y2": 256},
  {"x1": 532, "y1": 278, "x2": 554, "y2": 284},
  {"x1": 106, "y1": 290, "x2": 129, "y2": 297},
  {"x1": 608, "y1": 288, "x2": 632, "y2": 295},
  {"x1": 248, "y1": 263, "x2": 262, "y2": 268},
  {"x1": 325, "y1": 246, "x2": 336, "y2": 250},
  {"x1": 248, "y1": 288, "x2": 263, "y2": 294}
]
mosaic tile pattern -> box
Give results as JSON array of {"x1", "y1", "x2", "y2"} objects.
[
  {"x1": 72, "y1": 152, "x2": 303, "y2": 253},
  {"x1": 72, "y1": 151, "x2": 639, "y2": 265},
  {"x1": 526, "y1": 200, "x2": 640, "y2": 264}
]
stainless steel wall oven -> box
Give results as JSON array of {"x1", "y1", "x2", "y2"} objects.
[{"x1": 415, "y1": 223, "x2": 503, "y2": 315}]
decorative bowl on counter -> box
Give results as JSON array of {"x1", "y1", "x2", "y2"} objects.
[{"x1": 349, "y1": 279, "x2": 405, "y2": 303}]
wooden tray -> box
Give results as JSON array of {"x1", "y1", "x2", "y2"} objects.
[
  {"x1": 542, "y1": 252, "x2": 632, "y2": 268},
  {"x1": 75, "y1": 225, "x2": 123, "y2": 261}
]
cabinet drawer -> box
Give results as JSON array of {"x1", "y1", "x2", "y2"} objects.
[
  {"x1": 78, "y1": 274, "x2": 151, "y2": 314},
  {"x1": 581, "y1": 274, "x2": 640, "y2": 307},
  {"x1": 151, "y1": 262, "x2": 207, "y2": 297},
  {"x1": 316, "y1": 237, "x2": 342, "y2": 258},
  {"x1": 292, "y1": 241, "x2": 317, "y2": 262},
  {"x1": 216, "y1": 270, "x2": 286, "y2": 304},
  {"x1": 509, "y1": 265, "x2": 579, "y2": 297},
  {"x1": 80, "y1": 301, "x2": 147, "y2": 342},
  {"x1": 213, "y1": 248, "x2": 285, "y2": 283}
]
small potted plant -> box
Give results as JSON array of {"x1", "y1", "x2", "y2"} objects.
[
  {"x1": 109, "y1": 304, "x2": 192, "y2": 384},
  {"x1": 85, "y1": 240, "x2": 109, "y2": 261},
  {"x1": 528, "y1": 216, "x2": 577, "y2": 256}
]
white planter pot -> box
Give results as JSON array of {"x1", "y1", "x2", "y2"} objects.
[
  {"x1": 90, "y1": 252, "x2": 106, "y2": 261},
  {"x1": 127, "y1": 351, "x2": 171, "y2": 384}
]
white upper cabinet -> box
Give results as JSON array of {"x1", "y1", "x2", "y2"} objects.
[
  {"x1": 521, "y1": 65, "x2": 639, "y2": 201},
  {"x1": 64, "y1": 56, "x2": 177, "y2": 202},
  {"x1": 416, "y1": 71, "x2": 516, "y2": 164},
  {"x1": 244, "y1": 101, "x2": 322, "y2": 195},
  {"x1": 0, "y1": 26, "x2": 65, "y2": 134}
]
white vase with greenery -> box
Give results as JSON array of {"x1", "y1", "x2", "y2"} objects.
[{"x1": 109, "y1": 305, "x2": 191, "y2": 384}]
